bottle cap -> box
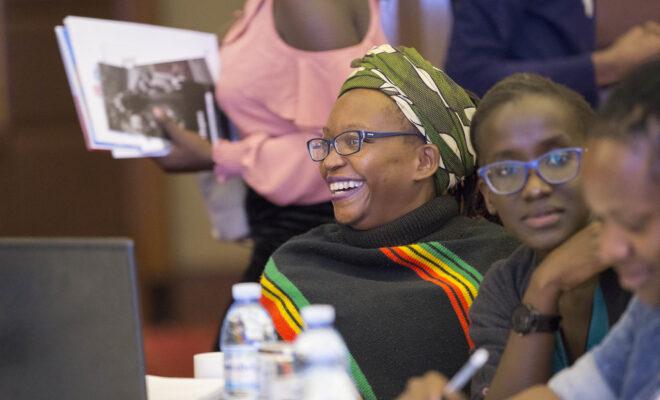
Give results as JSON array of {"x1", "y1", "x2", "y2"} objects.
[
  {"x1": 232, "y1": 282, "x2": 261, "y2": 300},
  {"x1": 301, "y1": 304, "x2": 335, "y2": 326}
]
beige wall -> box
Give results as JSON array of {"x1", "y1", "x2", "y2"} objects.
[
  {"x1": 156, "y1": 0, "x2": 245, "y2": 34},
  {"x1": 164, "y1": 174, "x2": 251, "y2": 274},
  {"x1": 155, "y1": 0, "x2": 250, "y2": 274}
]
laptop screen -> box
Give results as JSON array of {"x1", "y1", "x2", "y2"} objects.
[{"x1": 0, "y1": 238, "x2": 147, "y2": 400}]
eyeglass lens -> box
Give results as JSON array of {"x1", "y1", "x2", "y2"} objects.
[
  {"x1": 485, "y1": 149, "x2": 581, "y2": 194},
  {"x1": 308, "y1": 131, "x2": 362, "y2": 161},
  {"x1": 308, "y1": 139, "x2": 327, "y2": 161},
  {"x1": 335, "y1": 131, "x2": 362, "y2": 155}
]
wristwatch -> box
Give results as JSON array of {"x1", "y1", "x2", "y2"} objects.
[{"x1": 511, "y1": 303, "x2": 561, "y2": 335}]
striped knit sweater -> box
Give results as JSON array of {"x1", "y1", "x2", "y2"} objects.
[{"x1": 260, "y1": 196, "x2": 518, "y2": 399}]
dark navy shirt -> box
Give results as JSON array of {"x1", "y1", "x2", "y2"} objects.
[{"x1": 445, "y1": 0, "x2": 598, "y2": 105}]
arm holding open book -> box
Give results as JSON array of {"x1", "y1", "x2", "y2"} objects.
[{"x1": 150, "y1": 106, "x2": 214, "y2": 172}]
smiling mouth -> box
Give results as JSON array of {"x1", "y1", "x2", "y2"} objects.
[
  {"x1": 615, "y1": 263, "x2": 651, "y2": 291},
  {"x1": 523, "y1": 208, "x2": 564, "y2": 229},
  {"x1": 328, "y1": 180, "x2": 364, "y2": 198}
]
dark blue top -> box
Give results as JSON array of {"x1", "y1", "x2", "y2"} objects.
[{"x1": 445, "y1": 0, "x2": 598, "y2": 105}]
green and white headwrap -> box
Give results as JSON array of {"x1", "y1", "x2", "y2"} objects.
[{"x1": 339, "y1": 45, "x2": 477, "y2": 194}]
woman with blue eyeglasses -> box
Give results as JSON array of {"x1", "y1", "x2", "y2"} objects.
[
  {"x1": 464, "y1": 74, "x2": 631, "y2": 400},
  {"x1": 399, "y1": 73, "x2": 632, "y2": 400}
]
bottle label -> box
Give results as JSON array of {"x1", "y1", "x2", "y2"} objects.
[{"x1": 225, "y1": 345, "x2": 259, "y2": 394}]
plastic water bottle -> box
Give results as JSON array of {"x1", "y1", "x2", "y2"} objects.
[
  {"x1": 294, "y1": 304, "x2": 359, "y2": 400},
  {"x1": 220, "y1": 283, "x2": 276, "y2": 399}
]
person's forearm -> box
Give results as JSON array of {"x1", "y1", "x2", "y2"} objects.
[
  {"x1": 485, "y1": 331, "x2": 555, "y2": 400},
  {"x1": 485, "y1": 277, "x2": 561, "y2": 399},
  {"x1": 591, "y1": 23, "x2": 660, "y2": 88},
  {"x1": 151, "y1": 108, "x2": 215, "y2": 172},
  {"x1": 152, "y1": 144, "x2": 214, "y2": 172},
  {"x1": 509, "y1": 385, "x2": 560, "y2": 400},
  {"x1": 592, "y1": 50, "x2": 621, "y2": 87}
]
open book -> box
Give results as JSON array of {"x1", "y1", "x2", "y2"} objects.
[{"x1": 55, "y1": 16, "x2": 221, "y2": 158}]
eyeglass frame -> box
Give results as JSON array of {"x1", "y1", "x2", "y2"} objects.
[
  {"x1": 306, "y1": 129, "x2": 426, "y2": 162},
  {"x1": 478, "y1": 147, "x2": 585, "y2": 195}
]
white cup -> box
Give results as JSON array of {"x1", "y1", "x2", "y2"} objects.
[{"x1": 193, "y1": 351, "x2": 224, "y2": 380}]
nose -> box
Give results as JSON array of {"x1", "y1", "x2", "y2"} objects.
[
  {"x1": 600, "y1": 221, "x2": 632, "y2": 265},
  {"x1": 521, "y1": 170, "x2": 552, "y2": 200},
  {"x1": 320, "y1": 144, "x2": 346, "y2": 172}
]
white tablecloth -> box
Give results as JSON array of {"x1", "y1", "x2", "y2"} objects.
[{"x1": 146, "y1": 375, "x2": 223, "y2": 400}]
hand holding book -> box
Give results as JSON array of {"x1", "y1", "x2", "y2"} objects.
[
  {"x1": 150, "y1": 107, "x2": 215, "y2": 172},
  {"x1": 55, "y1": 16, "x2": 222, "y2": 159}
]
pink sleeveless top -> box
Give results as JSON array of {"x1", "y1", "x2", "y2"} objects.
[{"x1": 214, "y1": 0, "x2": 387, "y2": 206}]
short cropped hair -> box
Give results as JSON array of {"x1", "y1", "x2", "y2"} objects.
[
  {"x1": 470, "y1": 73, "x2": 595, "y2": 158},
  {"x1": 591, "y1": 59, "x2": 660, "y2": 183}
]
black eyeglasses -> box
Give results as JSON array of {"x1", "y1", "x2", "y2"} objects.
[
  {"x1": 307, "y1": 130, "x2": 425, "y2": 162},
  {"x1": 478, "y1": 147, "x2": 585, "y2": 195}
]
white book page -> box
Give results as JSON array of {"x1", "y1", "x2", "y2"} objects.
[
  {"x1": 111, "y1": 146, "x2": 170, "y2": 159},
  {"x1": 55, "y1": 26, "x2": 106, "y2": 150}
]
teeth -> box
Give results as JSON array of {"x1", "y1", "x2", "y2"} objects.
[{"x1": 329, "y1": 180, "x2": 363, "y2": 192}]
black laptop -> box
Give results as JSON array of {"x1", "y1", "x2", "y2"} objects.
[{"x1": 0, "y1": 238, "x2": 147, "y2": 400}]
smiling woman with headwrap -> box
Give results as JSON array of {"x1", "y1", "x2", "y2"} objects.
[
  {"x1": 341, "y1": 44, "x2": 477, "y2": 194},
  {"x1": 259, "y1": 45, "x2": 518, "y2": 399}
]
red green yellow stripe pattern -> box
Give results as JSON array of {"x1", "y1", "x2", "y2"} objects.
[
  {"x1": 259, "y1": 258, "x2": 378, "y2": 400},
  {"x1": 261, "y1": 276, "x2": 303, "y2": 341},
  {"x1": 380, "y1": 242, "x2": 483, "y2": 348}
]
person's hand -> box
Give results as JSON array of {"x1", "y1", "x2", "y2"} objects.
[
  {"x1": 150, "y1": 107, "x2": 215, "y2": 172},
  {"x1": 593, "y1": 21, "x2": 660, "y2": 87},
  {"x1": 525, "y1": 222, "x2": 609, "y2": 311},
  {"x1": 397, "y1": 371, "x2": 466, "y2": 400}
]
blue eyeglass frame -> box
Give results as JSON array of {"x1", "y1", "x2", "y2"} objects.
[
  {"x1": 306, "y1": 129, "x2": 425, "y2": 162},
  {"x1": 478, "y1": 147, "x2": 585, "y2": 195}
]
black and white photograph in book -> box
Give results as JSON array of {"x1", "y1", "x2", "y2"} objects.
[{"x1": 99, "y1": 58, "x2": 215, "y2": 138}]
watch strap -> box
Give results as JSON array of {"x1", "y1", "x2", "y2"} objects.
[
  {"x1": 512, "y1": 303, "x2": 562, "y2": 335},
  {"x1": 534, "y1": 311, "x2": 562, "y2": 332}
]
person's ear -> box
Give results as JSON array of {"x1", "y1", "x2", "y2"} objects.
[
  {"x1": 412, "y1": 144, "x2": 440, "y2": 181},
  {"x1": 478, "y1": 178, "x2": 498, "y2": 216}
]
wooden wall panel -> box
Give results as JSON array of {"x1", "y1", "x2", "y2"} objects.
[
  {"x1": 0, "y1": 2, "x2": 7, "y2": 130},
  {"x1": 0, "y1": 0, "x2": 168, "y2": 309},
  {"x1": 380, "y1": 0, "x2": 453, "y2": 68}
]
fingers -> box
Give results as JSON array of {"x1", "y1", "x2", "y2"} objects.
[
  {"x1": 444, "y1": 392, "x2": 467, "y2": 400},
  {"x1": 152, "y1": 106, "x2": 184, "y2": 141},
  {"x1": 148, "y1": 107, "x2": 214, "y2": 172},
  {"x1": 532, "y1": 221, "x2": 611, "y2": 292},
  {"x1": 152, "y1": 107, "x2": 212, "y2": 150},
  {"x1": 582, "y1": 221, "x2": 613, "y2": 271},
  {"x1": 643, "y1": 21, "x2": 660, "y2": 36},
  {"x1": 398, "y1": 371, "x2": 466, "y2": 400},
  {"x1": 570, "y1": 221, "x2": 609, "y2": 269},
  {"x1": 152, "y1": 106, "x2": 203, "y2": 145},
  {"x1": 599, "y1": 23, "x2": 660, "y2": 85}
]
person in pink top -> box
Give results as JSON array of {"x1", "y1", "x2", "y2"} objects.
[{"x1": 153, "y1": 0, "x2": 388, "y2": 283}]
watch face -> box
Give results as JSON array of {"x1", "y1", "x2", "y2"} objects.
[{"x1": 512, "y1": 304, "x2": 535, "y2": 334}]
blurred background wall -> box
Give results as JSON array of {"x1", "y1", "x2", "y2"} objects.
[{"x1": 0, "y1": 0, "x2": 252, "y2": 327}]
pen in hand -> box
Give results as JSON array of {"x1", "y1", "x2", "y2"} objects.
[{"x1": 442, "y1": 348, "x2": 489, "y2": 396}]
